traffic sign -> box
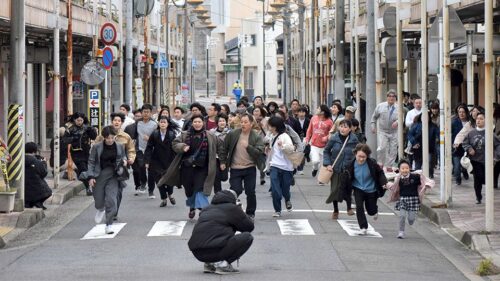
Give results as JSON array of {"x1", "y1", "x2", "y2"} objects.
[
  {"x1": 88, "y1": 89, "x2": 101, "y2": 131},
  {"x1": 102, "y1": 47, "x2": 114, "y2": 70},
  {"x1": 100, "y1": 23, "x2": 117, "y2": 45},
  {"x1": 154, "y1": 53, "x2": 169, "y2": 69}
]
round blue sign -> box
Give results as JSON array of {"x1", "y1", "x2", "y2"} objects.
[{"x1": 102, "y1": 47, "x2": 113, "y2": 70}]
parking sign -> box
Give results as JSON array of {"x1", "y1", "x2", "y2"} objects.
[{"x1": 88, "y1": 89, "x2": 101, "y2": 131}]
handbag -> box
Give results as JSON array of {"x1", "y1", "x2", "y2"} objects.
[
  {"x1": 460, "y1": 152, "x2": 472, "y2": 175},
  {"x1": 115, "y1": 163, "x2": 130, "y2": 181},
  {"x1": 317, "y1": 135, "x2": 350, "y2": 184}
]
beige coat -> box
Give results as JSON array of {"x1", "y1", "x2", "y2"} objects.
[{"x1": 158, "y1": 131, "x2": 217, "y2": 196}]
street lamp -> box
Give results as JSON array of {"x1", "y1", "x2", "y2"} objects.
[
  {"x1": 204, "y1": 23, "x2": 216, "y2": 97},
  {"x1": 257, "y1": 0, "x2": 267, "y2": 100},
  {"x1": 171, "y1": 0, "x2": 205, "y2": 104}
]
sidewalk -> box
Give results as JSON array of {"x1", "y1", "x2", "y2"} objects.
[
  {"x1": 394, "y1": 170, "x2": 500, "y2": 269},
  {"x1": 0, "y1": 176, "x2": 84, "y2": 248}
]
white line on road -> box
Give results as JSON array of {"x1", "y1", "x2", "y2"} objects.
[
  {"x1": 337, "y1": 220, "x2": 383, "y2": 238},
  {"x1": 255, "y1": 209, "x2": 395, "y2": 216},
  {"x1": 147, "y1": 221, "x2": 187, "y2": 237},
  {"x1": 81, "y1": 223, "x2": 127, "y2": 240},
  {"x1": 277, "y1": 219, "x2": 315, "y2": 235}
]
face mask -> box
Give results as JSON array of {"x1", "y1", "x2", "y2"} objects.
[{"x1": 237, "y1": 108, "x2": 246, "y2": 114}]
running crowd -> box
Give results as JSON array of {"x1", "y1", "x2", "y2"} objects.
[{"x1": 25, "y1": 89, "x2": 500, "y2": 274}]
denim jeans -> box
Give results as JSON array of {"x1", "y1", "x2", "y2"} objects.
[{"x1": 270, "y1": 166, "x2": 293, "y2": 212}]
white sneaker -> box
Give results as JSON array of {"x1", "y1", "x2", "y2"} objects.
[
  {"x1": 298, "y1": 171, "x2": 304, "y2": 175},
  {"x1": 272, "y1": 212, "x2": 281, "y2": 217},
  {"x1": 105, "y1": 225, "x2": 114, "y2": 234},
  {"x1": 373, "y1": 213, "x2": 378, "y2": 221},
  {"x1": 359, "y1": 228, "x2": 368, "y2": 235},
  {"x1": 94, "y1": 209, "x2": 105, "y2": 224},
  {"x1": 148, "y1": 192, "x2": 156, "y2": 199},
  {"x1": 397, "y1": 231, "x2": 405, "y2": 239}
]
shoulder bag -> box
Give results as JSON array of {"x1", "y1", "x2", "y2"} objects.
[{"x1": 317, "y1": 135, "x2": 350, "y2": 184}]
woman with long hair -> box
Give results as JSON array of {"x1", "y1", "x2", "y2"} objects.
[
  {"x1": 462, "y1": 112, "x2": 500, "y2": 203},
  {"x1": 160, "y1": 115, "x2": 218, "y2": 219},
  {"x1": 407, "y1": 112, "x2": 439, "y2": 177},
  {"x1": 145, "y1": 116, "x2": 179, "y2": 207},
  {"x1": 210, "y1": 113, "x2": 231, "y2": 193},
  {"x1": 323, "y1": 119, "x2": 359, "y2": 220},
  {"x1": 451, "y1": 104, "x2": 472, "y2": 185},
  {"x1": 267, "y1": 101, "x2": 279, "y2": 117},
  {"x1": 63, "y1": 112, "x2": 98, "y2": 196},
  {"x1": 304, "y1": 105, "x2": 334, "y2": 178}
]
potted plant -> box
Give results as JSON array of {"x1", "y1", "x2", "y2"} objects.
[{"x1": 0, "y1": 137, "x2": 15, "y2": 213}]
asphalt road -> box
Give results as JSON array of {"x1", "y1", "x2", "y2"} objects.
[{"x1": 0, "y1": 165, "x2": 486, "y2": 281}]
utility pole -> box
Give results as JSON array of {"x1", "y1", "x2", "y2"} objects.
[
  {"x1": 67, "y1": 0, "x2": 73, "y2": 115},
  {"x1": 206, "y1": 34, "x2": 209, "y2": 97},
  {"x1": 350, "y1": 0, "x2": 355, "y2": 104},
  {"x1": 485, "y1": 0, "x2": 494, "y2": 232},
  {"x1": 8, "y1": 0, "x2": 26, "y2": 207},
  {"x1": 119, "y1": 0, "x2": 124, "y2": 105},
  {"x1": 335, "y1": 0, "x2": 344, "y2": 103},
  {"x1": 262, "y1": 0, "x2": 266, "y2": 101},
  {"x1": 183, "y1": 7, "x2": 188, "y2": 102},
  {"x1": 374, "y1": 0, "x2": 382, "y2": 105},
  {"x1": 165, "y1": 0, "x2": 171, "y2": 108},
  {"x1": 466, "y1": 31, "x2": 474, "y2": 106},
  {"x1": 311, "y1": 0, "x2": 318, "y2": 109},
  {"x1": 355, "y1": 0, "x2": 360, "y2": 109},
  {"x1": 283, "y1": 15, "x2": 290, "y2": 104},
  {"x1": 365, "y1": 0, "x2": 376, "y2": 152},
  {"x1": 125, "y1": 0, "x2": 133, "y2": 107},
  {"x1": 443, "y1": 0, "x2": 453, "y2": 205},
  {"x1": 298, "y1": 0, "x2": 305, "y2": 104},
  {"x1": 144, "y1": 16, "x2": 150, "y2": 104},
  {"x1": 421, "y1": 0, "x2": 429, "y2": 178},
  {"x1": 156, "y1": 10, "x2": 161, "y2": 107},
  {"x1": 396, "y1": 0, "x2": 404, "y2": 160},
  {"x1": 52, "y1": 0, "x2": 60, "y2": 190}
]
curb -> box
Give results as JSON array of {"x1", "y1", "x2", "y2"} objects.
[
  {"x1": 0, "y1": 181, "x2": 84, "y2": 249},
  {"x1": 0, "y1": 209, "x2": 45, "y2": 249},
  {"x1": 48, "y1": 181, "x2": 85, "y2": 205},
  {"x1": 419, "y1": 199, "x2": 500, "y2": 269}
]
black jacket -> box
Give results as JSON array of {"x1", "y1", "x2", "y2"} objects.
[
  {"x1": 25, "y1": 155, "x2": 52, "y2": 203},
  {"x1": 62, "y1": 124, "x2": 97, "y2": 160},
  {"x1": 296, "y1": 117, "x2": 310, "y2": 139},
  {"x1": 347, "y1": 158, "x2": 388, "y2": 198},
  {"x1": 285, "y1": 116, "x2": 302, "y2": 137},
  {"x1": 188, "y1": 190, "x2": 254, "y2": 251},
  {"x1": 144, "y1": 129, "x2": 176, "y2": 173}
]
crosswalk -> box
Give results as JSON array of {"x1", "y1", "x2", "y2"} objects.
[{"x1": 80, "y1": 219, "x2": 384, "y2": 240}]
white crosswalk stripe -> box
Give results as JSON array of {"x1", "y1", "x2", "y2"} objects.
[
  {"x1": 80, "y1": 217, "x2": 388, "y2": 239},
  {"x1": 337, "y1": 220, "x2": 383, "y2": 238},
  {"x1": 81, "y1": 223, "x2": 127, "y2": 240},
  {"x1": 147, "y1": 221, "x2": 187, "y2": 237},
  {"x1": 277, "y1": 219, "x2": 315, "y2": 235}
]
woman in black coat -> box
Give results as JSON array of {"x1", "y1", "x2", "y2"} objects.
[
  {"x1": 25, "y1": 142, "x2": 52, "y2": 210},
  {"x1": 145, "y1": 116, "x2": 178, "y2": 207}
]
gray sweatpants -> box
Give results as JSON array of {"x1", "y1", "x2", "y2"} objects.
[
  {"x1": 399, "y1": 209, "x2": 416, "y2": 232},
  {"x1": 93, "y1": 167, "x2": 119, "y2": 226}
]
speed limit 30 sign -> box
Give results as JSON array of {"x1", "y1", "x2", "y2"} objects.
[{"x1": 100, "y1": 22, "x2": 117, "y2": 45}]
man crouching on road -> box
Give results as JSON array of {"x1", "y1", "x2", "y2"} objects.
[{"x1": 188, "y1": 189, "x2": 254, "y2": 275}]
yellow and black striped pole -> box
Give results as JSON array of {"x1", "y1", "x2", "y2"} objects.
[{"x1": 7, "y1": 104, "x2": 23, "y2": 198}]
